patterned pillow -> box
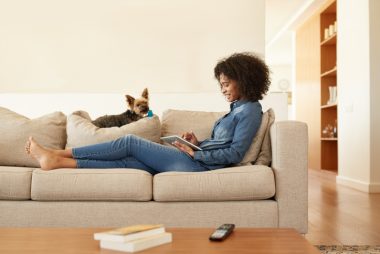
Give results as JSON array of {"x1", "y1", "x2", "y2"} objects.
[
  {"x1": 66, "y1": 111, "x2": 161, "y2": 148},
  {"x1": 0, "y1": 107, "x2": 67, "y2": 167}
]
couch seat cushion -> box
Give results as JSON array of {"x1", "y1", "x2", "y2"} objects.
[
  {"x1": 153, "y1": 165, "x2": 275, "y2": 201},
  {"x1": 0, "y1": 166, "x2": 34, "y2": 200},
  {"x1": 31, "y1": 169, "x2": 152, "y2": 201}
]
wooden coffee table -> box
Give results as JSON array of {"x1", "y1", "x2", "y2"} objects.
[{"x1": 0, "y1": 228, "x2": 320, "y2": 254}]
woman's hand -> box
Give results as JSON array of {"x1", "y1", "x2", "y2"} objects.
[
  {"x1": 181, "y1": 131, "x2": 199, "y2": 146},
  {"x1": 172, "y1": 141, "x2": 195, "y2": 158}
]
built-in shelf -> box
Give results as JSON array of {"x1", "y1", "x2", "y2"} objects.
[
  {"x1": 321, "y1": 66, "x2": 337, "y2": 77},
  {"x1": 321, "y1": 138, "x2": 338, "y2": 141},
  {"x1": 320, "y1": 0, "x2": 338, "y2": 172},
  {"x1": 321, "y1": 103, "x2": 337, "y2": 109},
  {"x1": 321, "y1": 33, "x2": 337, "y2": 46},
  {"x1": 322, "y1": 168, "x2": 338, "y2": 172}
]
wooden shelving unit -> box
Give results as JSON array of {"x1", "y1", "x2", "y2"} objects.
[
  {"x1": 321, "y1": 33, "x2": 337, "y2": 46},
  {"x1": 321, "y1": 103, "x2": 337, "y2": 109},
  {"x1": 321, "y1": 138, "x2": 338, "y2": 141},
  {"x1": 320, "y1": 0, "x2": 338, "y2": 172},
  {"x1": 321, "y1": 66, "x2": 337, "y2": 77}
]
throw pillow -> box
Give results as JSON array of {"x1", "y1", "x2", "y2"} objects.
[
  {"x1": 66, "y1": 111, "x2": 161, "y2": 148},
  {"x1": 161, "y1": 108, "x2": 275, "y2": 166},
  {"x1": 254, "y1": 109, "x2": 275, "y2": 166},
  {"x1": 161, "y1": 109, "x2": 226, "y2": 141},
  {"x1": 0, "y1": 107, "x2": 67, "y2": 167},
  {"x1": 236, "y1": 108, "x2": 275, "y2": 166}
]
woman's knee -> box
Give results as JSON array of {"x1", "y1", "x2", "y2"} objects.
[
  {"x1": 112, "y1": 134, "x2": 137, "y2": 146},
  {"x1": 122, "y1": 134, "x2": 138, "y2": 142}
]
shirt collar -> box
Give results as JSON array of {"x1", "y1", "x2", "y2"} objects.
[{"x1": 230, "y1": 99, "x2": 249, "y2": 111}]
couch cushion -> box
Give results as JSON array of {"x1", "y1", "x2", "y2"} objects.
[
  {"x1": 0, "y1": 166, "x2": 34, "y2": 200},
  {"x1": 153, "y1": 165, "x2": 275, "y2": 201},
  {"x1": 66, "y1": 111, "x2": 161, "y2": 148},
  {"x1": 239, "y1": 108, "x2": 275, "y2": 166},
  {"x1": 161, "y1": 108, "x2": 275, "y2": 165},
  {"x1": 161, "y1": 109, "x2": 226, "y2": 141},
  {"x1": 0, "y1": 107, "x2": 67, "y2": 167},
  {"x1": 31, "y1": 169, "x2": 153, "y2": 201},
  {"x1": 254, "y1": 109, "x2": 275, "y2": 165}
]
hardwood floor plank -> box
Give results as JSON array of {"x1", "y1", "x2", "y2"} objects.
[{"x1": 306, "y1": 169, "x2": 380, "y2": 245}]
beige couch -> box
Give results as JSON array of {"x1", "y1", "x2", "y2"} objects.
[{"x1": 0, "y1": 107, "x2": 308, "y2": 233}]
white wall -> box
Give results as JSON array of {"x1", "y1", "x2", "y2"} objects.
[
  {"x1": 0, "y1": 0, "x2": 265, "y2": 94},
  {"x1": 369, "y1": 0, "x2": 380, "y2": 190},
  {"x1": 337, "y1": 0, "x2": 380, "y2": 192},
  {"x1": 267, "y1": 64, "x2": 293, "y2": 119},
  {"x1": 266, "y1": 32, "x2": 294, "y2": 66},
  {"x1": 268, "y1": 65, "x2": 292, "y2": 93}
]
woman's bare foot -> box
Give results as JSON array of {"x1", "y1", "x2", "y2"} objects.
[
  {"x1": 26, "y1": 137, "x2": 62, "y2": 170},
  {"x1": 25, "y1": 139, "x2": 31, "y2": 154},
  {"x1": 25, "y1": 138, "x2": 72, "y2": 158}
]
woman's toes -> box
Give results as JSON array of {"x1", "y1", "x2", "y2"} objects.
[{"x1": 25, "y1": 141, "x2": 31, "y2": 154}]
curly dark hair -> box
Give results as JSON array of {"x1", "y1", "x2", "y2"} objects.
[{"x1": 214, "y1": 52, "x2": 271, "y2": 101}]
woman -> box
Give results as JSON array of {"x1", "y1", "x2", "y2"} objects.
[{"x1": 25, "y1": 52, "x2": 270, "y2": 174}]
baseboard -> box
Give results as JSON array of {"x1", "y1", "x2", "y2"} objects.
[
  {"x1": 369, "y1": 183, "x2": 380, "y2": 193},
  {"x1": 336, "y1": 175, "x2": 380, "y2": 193}
]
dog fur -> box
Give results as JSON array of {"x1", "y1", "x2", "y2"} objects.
[{"x1": 92, "y1": 88, "x2": 150, "y2": 128}]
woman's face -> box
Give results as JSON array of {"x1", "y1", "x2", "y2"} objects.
[{"x1": 219, "y1": 74, "x2": 241, "y2": 102}]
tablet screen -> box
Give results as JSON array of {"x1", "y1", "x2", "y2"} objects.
[{"x1": 160, "y1": 135, "x2": 202, "y2": 151}]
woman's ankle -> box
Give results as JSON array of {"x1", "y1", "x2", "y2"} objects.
[{"x1": 54, "y1": 149, "x2": 73, "y2": 158}]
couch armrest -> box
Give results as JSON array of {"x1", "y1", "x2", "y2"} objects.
[{"x1": 270, "y1": 121, "x2": 308, "y2": 234}]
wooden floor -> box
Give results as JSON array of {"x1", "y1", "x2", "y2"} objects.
[{"x1": 305, "y1": 169, "x2": 380, "y2": 245}]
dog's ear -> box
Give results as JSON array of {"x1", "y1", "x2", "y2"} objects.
[
  {"x1": 126, "y1": 95, "x2": 135, "y2": 109},
  {"x1": 141, "y1": 88, "x2": 149, "y2": 100}
]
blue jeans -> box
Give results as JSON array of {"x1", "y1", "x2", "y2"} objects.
[{"x1": 72, "y1": 134, "x2": 210, "y2": 175}]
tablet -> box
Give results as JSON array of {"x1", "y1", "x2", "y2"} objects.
[{"x1": 160, "y1": 135, "x2": 203, "y2": 151}]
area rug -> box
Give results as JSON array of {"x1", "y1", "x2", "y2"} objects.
[{"x1": 316, "y1": 245, "x2": 380, "y2": 254}]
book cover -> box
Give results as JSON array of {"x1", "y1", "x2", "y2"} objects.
[
  {"x1": 94, "y1": 224, "x2": 164, "y2": 242},
  {"x1": 100, "y1": 232, "x2": 172, "y2": 252}
]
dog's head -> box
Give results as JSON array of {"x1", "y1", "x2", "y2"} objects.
[{"x1": 125, "y1": 88, "x2": 150, "y2": 116}]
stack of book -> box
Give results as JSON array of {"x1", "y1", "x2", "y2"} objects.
[{"x1": 94, "y1": 224, "x2": 172, "y2": 252}]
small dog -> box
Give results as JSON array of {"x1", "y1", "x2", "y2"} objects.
[{"x1": 92, "y1": 88, "x2": 150, "y2": 128}]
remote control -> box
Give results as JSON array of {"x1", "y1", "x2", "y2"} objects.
[{"x1": 209, "y1": 224, "x2": 235, "y2": 241}]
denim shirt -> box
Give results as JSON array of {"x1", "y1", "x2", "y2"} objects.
[{"x1": 193, "y1": 100, "x2": 262, "y2": 169}]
